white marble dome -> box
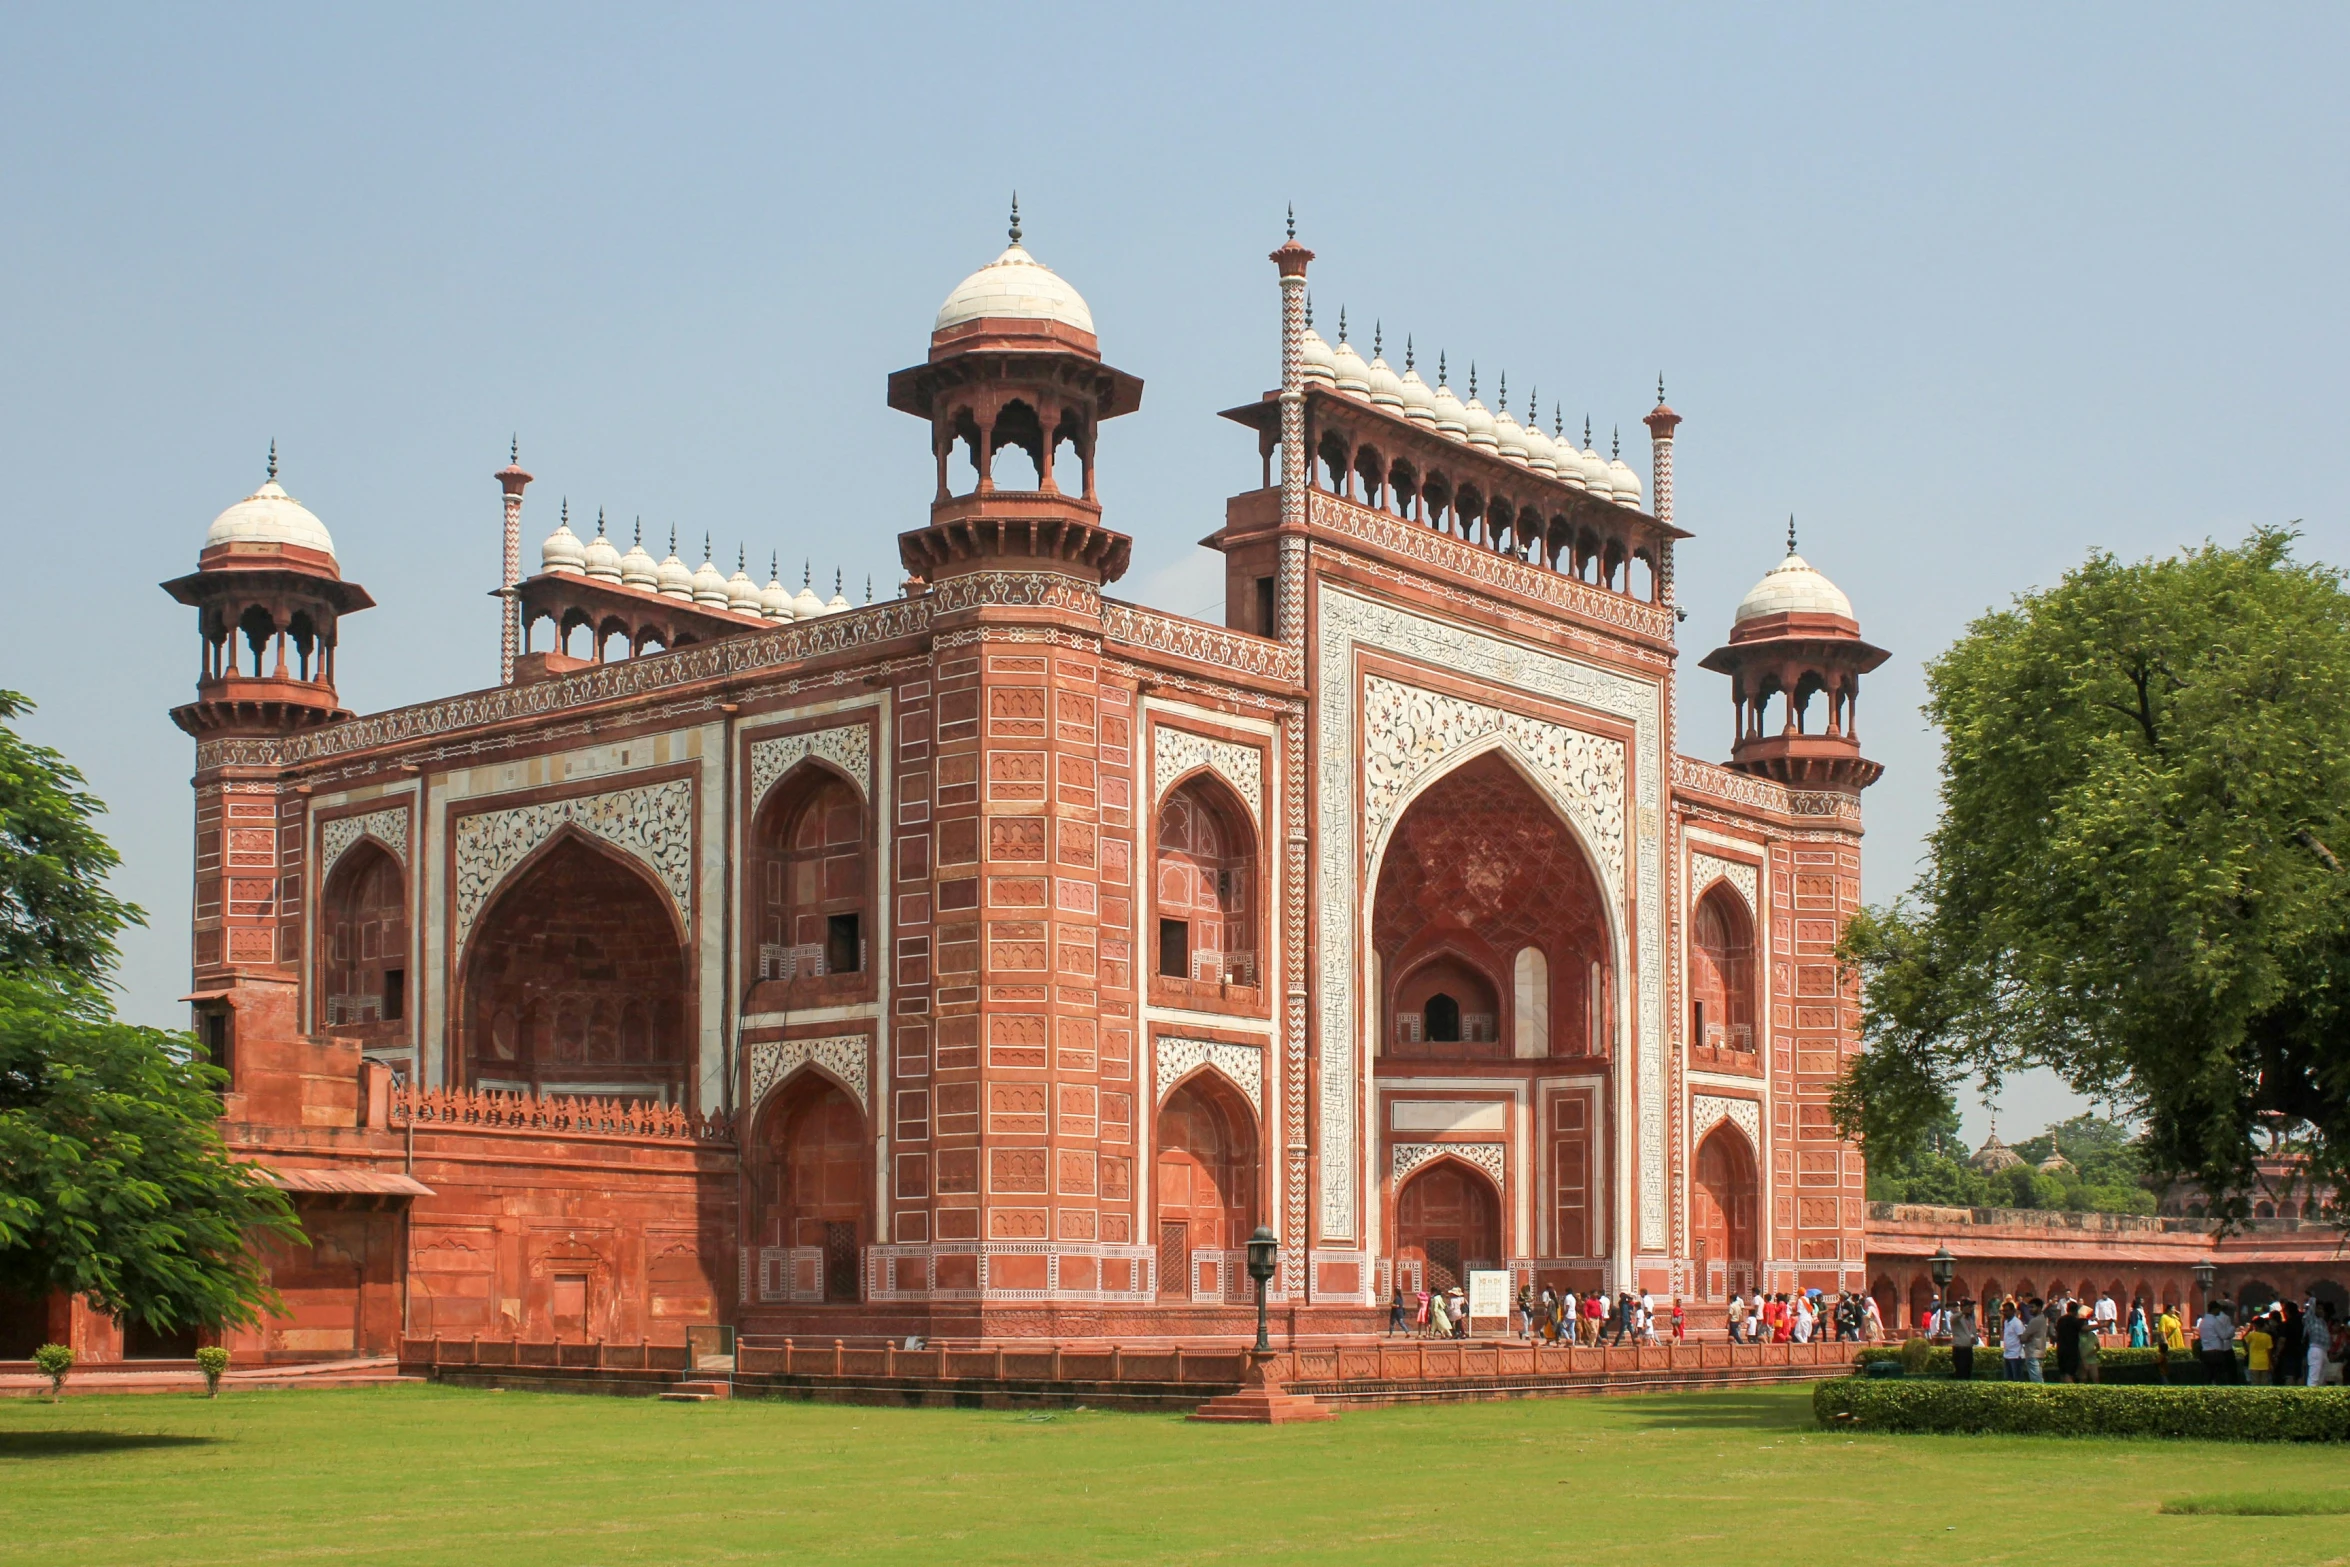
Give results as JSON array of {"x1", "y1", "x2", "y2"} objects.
[
  {"x1": 1522, "y1": 415, "x2": 1557, "y2": 476},
  {"x1": 206, "y1": 475, "x2": 336, "y2": 560},
  {"x1": 791, "y1": 572, "x2": 825, "y2": 621},
  {"x1": 1735, "y1": 550, "x2": 1855, "y2": 623},
  {"x1": 656, "y1": 540, "x2": 694, "y2": 600},
  {"x1": 1579, "y1": 439, "x2": 1608, "y2": 491},
  {"x1": 582, "y1": 515, "x2": 622, "y2": 582},
  {"x1": 760, "y1": 568, "x2": 792, "y2": 620},
  {"x1": 1462, "y1": 387, "x2": 1497, "y2": 452},
  {"x1": 934, "y1": 242, "x2": 1094, "y2": 337},
  {"x1": 1365, "y1": 346, "x2": 1405, "y2": 410},
  {"x1": 620, "y1": 530, "x2": 659, "y2": 591},
  {"x1": 1430, "y1": 376, "x2": 1468, "y2": 440},
  {"x1": 1300, "y1": 324, "x2": 1335, "y2": 386},
  {"x1": 690, "y1": 550, "x2": 729, "y2": 608},
  {"x1": 1398, "y1": 362, "x2": 1437, "y2": 425},
  {"x1": 1607, "y1": 456, "x2": 1643, "y2": 508},
  {"x1": 1494, "y1": 403, "x2": 1528, "y2": 465},
  {"x1": 726, "y1": 560, "x2": 761, "y2": 614},
  {"x1": 540, "y1": 508, "x2": 586, "y2": 575},
  {"x1": 1330, "y1": 335, "x2": 1371, "y2": 398}
]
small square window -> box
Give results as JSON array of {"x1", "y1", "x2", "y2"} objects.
[
  {"x1": 827, "y1": 913, "x2": 862, "y2": 975},
  {"x1": 1158, "y1": 918, "x2": 1189, "y2": 980}
]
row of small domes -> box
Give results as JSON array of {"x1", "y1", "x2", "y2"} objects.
[
  {"x1": 1302, "y1": 310, "x2": 1645, "y2": 509},
  {"x1": 541, "y1": 507, "x2": 857, "y2": 620}
]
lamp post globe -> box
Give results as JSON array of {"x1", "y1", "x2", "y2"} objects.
[
  {"x1": 2193, "y1": 1258, "x2": 2217, "y2": 1312},
  {"x1": 1245, "y1": 1227, "x2": 1279, "y2": 1354},
  {"x1": 1927, "y1": 1245, "x2": 1957, "y2": 1338}
]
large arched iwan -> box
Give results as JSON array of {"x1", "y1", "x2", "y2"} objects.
[
  {"x1": 458, "y1": 832, "x2": 691, "y2": 1104},
  {"x1": 318, "y1": 839, "x2": 406, "y2": 1043},
  {"x1": 1691, "y1": 1121, "x2": 1759, "y2": 1300},
  {"x1": 1373, "y1": 751, "x2": 1611, "y2": 1062},
  {"x1": 1393, "y1": 1160, "x2": 1502, "y2": 1294},
  {"x1": 759, "y1": 1072, "x2": 870, "y2": 1302},
  {"x1": 1154, "y1": 1074, "x2": 1257, "y2": 1299}
]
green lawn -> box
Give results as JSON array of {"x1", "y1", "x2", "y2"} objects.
[{"x1": 1, "y1": 1383, "x2": 2344, "y2": 1565}]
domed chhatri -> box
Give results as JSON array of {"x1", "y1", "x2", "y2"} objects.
[
  {"x1": 1700, "y1": 517, "x2": 1889, "y2": 789},
  {"x1": 203, "y1": 443, "x2": 338, "y2": 563},
  {"x1": 930, "y1": 194, "x2": 1098, "y2": 348},
  {"x1": 1969, "y1": 1128, "x2": 2027, "y2": 1174}
]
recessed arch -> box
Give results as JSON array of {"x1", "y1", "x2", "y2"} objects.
[
  {"x1": 318, "y1": 839, "x2": 406, "y2": 1036},
  {"x1": 1691, "y1": 881, "x2": 1759, "y2": 1062},
  {"x1": 458, "y1": 830, "x2": 691, "y2": 1103},
  {"x1": 756, "y1": 1071, "x2": 869, "y2": 1302},
  {"x1": 1691, "y1": 1121, "x2": 1758, "y2": 1300},
  {"x1": 750, "y1": 761, "x2": 871, "y2": 987},
  {"x1": 1392, "y1": 1156, "x2": 1502, "y2": 1294},
  {"x1": 1154, "y1": 771, "x2": 1258, "y2": 988},
  {"x1": 1155, "y1": 1072, "x2": 1258, "y2": 1299}
]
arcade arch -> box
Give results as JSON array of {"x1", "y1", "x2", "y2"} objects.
[
  {"x1": 457, "y1": 833, "x2": 691, "y2": 1104},
  {"x1": 1394, "y1": 1159, "x2": 1502, "y2": 1295},
  {"x1": 1691, "y1": 1122, "x2": 1759, "y2": 1300}
]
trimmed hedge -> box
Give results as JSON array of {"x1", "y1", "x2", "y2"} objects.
[
  {"x1": 1814, "y1": 1377, "x2": 2350, "y2": 1441},
  {"x1": 1853, "y1": 1344, "x2": 2230, "y2": 1384}
]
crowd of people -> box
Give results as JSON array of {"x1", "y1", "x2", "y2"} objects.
[
  {"x1": 1915, "y1": 1288, "x2": 2349, "y2": 1384},
  {"x1": 1381, "y1": 1282, "x2": 1888, "y2": 1345}
]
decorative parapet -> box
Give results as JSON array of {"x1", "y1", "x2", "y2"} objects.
[
  {"x1": 194, "y1": 598, "x2": 935, "y2": 771},
  {"x1": 1103, "y1": 601, "x2": 1301, "y2": 684},
  {"x1": 1308, "y1": 490, "x2": 1677, "y2": 643},
  {"x1": 1671, "y1": 754, "x2": 1863, "y2": 826},
  {"x1": 390, "y1": 1083, "x2": 733, "y2": 1144}
]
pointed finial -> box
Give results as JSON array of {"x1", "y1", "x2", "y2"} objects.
[
  {"x1": 1612, "y1": 427, "x2": 1620, "y2": 460},
  {"x1": 1787, "y1": 514, "x2": 1798, "y2": 555},
  {"x1": 737, "y1": 544, "x2": 746, "y2": 572},
  {"x1": 1438, "y1": 351, "x2": 1448, "y2": 386},
  {"x1": 1468, "y1": 362, "x2": 1477, "y2": 399},
  {"x1": 835, "y1": 568, "x2": 843, "y2": 594},
  {"x1": 1657, "y1": 373, "x2": 1667, "y2": 406},
  {"x1": 1338, "y1": 306, "x2": 1348, "y2": 342},
  {"x1": 1498, "y1": 371, "x2": 1507, "y2": 412},
  {"x1": 1584, "y1": 416, "x2": 1592, "y2": 448},
  {"x1": 1554, "y1": 405, "x2": 1564, "y2": 439},
  {"x1": 702, "y1": 531, "x2": 712, "y2": 564},
  {"x1": 595, "y1": 506, "x2": 606, "y2": 537},
  {"x1": 1304, "y1": 292, "x2": 1313, "y2": 330},
  {"x1": 770, "y1": 550, "x2": 779, "y2": 579},
  {"x1": 668, "y1": 524, "x2": 676, "y2": 554},
  {"x1": 1404, "y1": 335, "x2": 1415, "y2": 372},
  {"x1": 1286, "y1": 202, "x2": 1295, "y2": 242},
  {"x1": 560, "y1": 497, "x2": 569, "y2": 527},
  {"x1": 509, "y1": 434, "x2": 519, "y2": 464},
  {"x1": 803, "y1": 560, "x2": 811, "y2": 587},
  {"x1": 633, "y1": 516, "x2": 642, "y2": 546},
  {"x1": 1008, "y1": 191, "x2": 1021, "y2": 245},
  {"x1": 865, "y1": 574, "x2": 873, "y2": 604},
  {"x1": 266, "y1": 438, "x2": 278, "y2": 482},
  {"x1": 1373, "y1": 320, "x2": 1382, "y2": 357}
]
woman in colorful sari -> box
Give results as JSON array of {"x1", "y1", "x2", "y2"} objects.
[{"x1": 1430, "y1": 1290, "x2": 1454, "y2": 1339}]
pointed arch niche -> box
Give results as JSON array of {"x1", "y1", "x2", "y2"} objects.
[
  {"x1": 317, "y1": 838, "x2": 407, "y2": 1042},
  {"x1": 1690, "y1": 877, "x2": 1760, "y2": 1074},
  {"x1": 457, "y1": 832, "x2": 692, "y2": 1104},
  {"x1": 1373, "y1": 751, "x2": 1612, "y2": 1065},
  {"x1": 747, "y1": 759, "x2": 872, "y2": 1008},
  {"x1": 1152, "y1": 771, "x2": 1259, "y2": 999},
  {"x1": 1154, "y1": 1073, "x2": 1258, "y2": 1300}
]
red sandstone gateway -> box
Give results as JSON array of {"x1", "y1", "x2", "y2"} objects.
[{"x1": 33, "y1": 208, "x2": 2172, "y2": 1371}]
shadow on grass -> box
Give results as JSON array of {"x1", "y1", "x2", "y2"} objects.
[
  {"x1": 2161, "y1": 1491, "x2": 2350, "y2": 1516},
  {"x1": 1611, "y1": 1391, "x2": 1817, "y2": 1432},
  {"x1": 0, "y1": 1431, "x2": 219, "y2": 1460}
]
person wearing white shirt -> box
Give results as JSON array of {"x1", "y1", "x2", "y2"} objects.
[
  {"x1": 2197, "y1": 1302, "x2": 2239, "y2": 1384},
  {"x1": 2001, "y1": 1306, "x2": 2027, "y2": 1380},
  {"x1": 2094, "y1": 1294, "x2": 2117, "y2": 1335}
]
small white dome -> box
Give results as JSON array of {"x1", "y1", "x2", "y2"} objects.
[
  {"x1": 1522, "y1": 414, "x2": 1557, "y2": 476},
  {"x1": 1608, "y1": 456, "x2": 1643, "y2": 508},
  {"x1": 206, "y1": 471, "x2": 336, "y2": 560},
  {"x1": 760, "y1": 570, "x2": 792, "y2": 620},
  {"x1": 619, "y1": 530, "x2": 659, "y2": 591},
  {"x1": 1736, "y1": 549, "x2": 1855, "y2": 623},
  {"x1": 726, "y1": 561, "x2": 761, "y2": 614},
  {"x1": 1579, "y1": 439, "x2": 1608, "y2": 492},
  {"x1": 540, "y1": 507, "x2": 586, "y2": 575},
  {"x1": 1494, "y1": 399, "x2": 1528, "y2": 465},
  {"x1": 1398, "y1": 363, "x2": 1437, "y2": 425},
  {"x1": 1365, "y1": 345, "x2": 1405, "y2": 410},
  {"x1": 582, "y1": 515, "x2": 622, "y2": 582},
  {"x1": 825, "y1": 589, "x2": 851, "y2": 615},
  {"x1": 690, "y1": 550, "x2": 729, "y2": 608},
  {"x1": 934, "y1": 240, "x2": 1094, "y2": 337},
  {"x1": 790, "y1": 570, "x2": 825, "y2": 620},
  {"x1": 1330, "y1": 335, "x2": 1370, "y2": 398},
  {"x1": 1462, "y1": 388, "x2": 1497, "y2": 452},
  {"x1": 656, "y1": 540, "x2": 694, "y2": 600},
  {"x1": 1429, "y1": 375, "x2": 1467, "y2": 440},
  {"x1": 1300, "y1": 325, "x2": 1336, "y2": 385}
]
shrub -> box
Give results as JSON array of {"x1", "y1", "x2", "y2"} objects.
[
  {"x1": 1814, "y1": 1377, "x2": 2350, "y2": 1441},
  {"x1": 1898, "y1": 1336, "x2": 1933, "y2": 1374},
  {"x1": 1852, "y1": 1344, "x2": 2228, "y2": 1384},
  {"x1": 195, "y1": 1345, "x2": 230, "y2": 1396},
  {"x1": 32, "y1": 1343, "x2": 72, "y2": 1401}
]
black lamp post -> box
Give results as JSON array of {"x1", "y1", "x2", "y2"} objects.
[
  {"x1": 1245, "y1": 1226, "x2": 1279, "y2": 1355},
  {"x1": 2193, "y1": 1258, "x2": 2217, "y2": 1314},
  {"x1": 1929, "y1": 1245, "x2": 1957, "y2": 1334}
]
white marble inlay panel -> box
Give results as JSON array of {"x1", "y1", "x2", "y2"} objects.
[
  {"x1": 1391, "y1": 1141, "x2": 1507, "y2": 1187},
  {"x1": 1388, "y1": 1100, "x2": 1509, "y2": 1134},
  {"x1": 748, "y1": 721, "x2": 872, "y2": 814},
  {"x1": 1691, "y1": 1093, "x2": 1761, "y2": 1152},
  {"x1": 747, "y1": 1034, "x2": 871, "y2": 1117},
  {"x1": 320, "y1": 806, "x2": 409, "y2": 876},
  {"x1": 1154, "y1": 1036, "x2": 1264, "y2": 1118},
  {"x1": 1690, "y1": 851, "x2": 1759, "y2": 916},
  {"x1": 1152, "y1": 728, "x2": 1263, "y2": 825}
]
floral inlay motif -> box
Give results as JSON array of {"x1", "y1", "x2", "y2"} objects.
[
  {"x1": 1153, "y1": 1036, "x2": 1265, "y2": 1117},
  {"x1": 1391, "y1": 1141, "x2": 1507, "y2": 1187},
  {"x1": 319, "y1": 805, "x2": 409, "y2": 876},
  {"x1": 1690, "y1": 852, "x2": 1759, "y2": 916},
  {"x1": 748, "y1": 721, "x2": 872, "y2": 815},
  {"x1": 1151, "y1": 728, "x2": 1263, "y2": 826},
  {"x1": 452, "y1": 778, "x2": 695, "y2": 956},
  {"x1": 747, "y1": 1034, "x2": 870, "y2": 1117}
]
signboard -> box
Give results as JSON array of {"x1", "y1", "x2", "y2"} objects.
[{"x1": 1467, "y1": 1269, "x2": 1511, "y2": 1325}]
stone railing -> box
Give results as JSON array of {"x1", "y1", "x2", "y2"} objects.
[
  {"x1": 390, "y1": 1084, "x2": 733, "y2": 1144},
  {"x1": 733, "y1": 1338, "x2": 1247, "y2": 1385}
]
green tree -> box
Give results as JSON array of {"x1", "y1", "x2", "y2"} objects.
[
  {"x1": 0, "y1": 690, "x2": 298, "y2": 1332},
  {"x1": 1833, "y1": 531, "x2": 2350, "y2": 1226}
]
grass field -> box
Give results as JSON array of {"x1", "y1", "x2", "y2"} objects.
[{"x1": 2, "y1": 1383, "x2": 2346, "y2": 1565}]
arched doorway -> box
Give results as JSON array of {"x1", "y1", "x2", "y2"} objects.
[
  {"x1": 1692, "y1": 1123, "x2": 1758, "y2": 1300},
  {"x1": 1155, "y1": 1076, "x2": 1257, "y2": 1299},
  {"x1": 459, "y1": 834, "x2": 691, "y2": 1103},
  {"x1": 319, "y1": 840, "x2": 407, "y2": 1040},
  {"x1": 760, "y1": 1074, "x2": 868, "y2": 1302},
  {"x1": 1394, "y1": 1160, "x2": 1501, "y2": 1295},
  {"x1": 752, "y1": 766, "x2": 870, "y2": 991}
]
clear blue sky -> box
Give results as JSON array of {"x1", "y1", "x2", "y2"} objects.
[{"x1": 5, "y1": 5, "x2": 2342, "y2": 1141}]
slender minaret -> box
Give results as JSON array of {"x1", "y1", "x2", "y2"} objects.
[
  {"x1": 495, "y1": 438, "x2": 533, "y2": 683},
  {"x1": 1269, "y1": 205, "x2": 1314, "y2": 644},
  {"x1": 1643, "y1": 377, "x2": 1681, "y2": 605}
]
